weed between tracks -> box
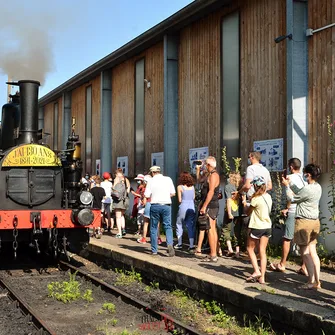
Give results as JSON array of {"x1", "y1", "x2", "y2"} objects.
[
  {"x1": 48, "y1": 271, "x2": 94, "y2": 303},
  {"x1": 114, "y1": 267, "x2": 142, "y2": 286}
]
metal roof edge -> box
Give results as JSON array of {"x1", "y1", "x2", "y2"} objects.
[{"x1": 39, "y1": 0, "x2": 227, "y2": 106}]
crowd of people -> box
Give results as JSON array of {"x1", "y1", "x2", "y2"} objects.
[{"x1": 84, "y1": 152, "x2": 323, "y2": 290}]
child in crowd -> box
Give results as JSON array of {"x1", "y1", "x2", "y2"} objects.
[
  {"x1": 243, "y1": 176, "x2": 272, "y2": 284},
  {"x1": 90, "y1": 176, "x2": 105, "y2": 238},
  {"x1": 223, "y1": 172, "x2": 243, "y2": 257},
  {"x1": 131, "y1": 174, "x2": 146, "y2": 235}
]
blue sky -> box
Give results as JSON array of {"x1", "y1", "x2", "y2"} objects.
[{"x1": 0, "y1": 0, "x2": 193, "y2": 104}]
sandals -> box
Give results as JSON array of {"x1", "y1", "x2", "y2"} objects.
[
  {"x1": 194, "y1": 250, "x2": 204, "y2": 257},
  {"x1": 201, "y1": 256, "x2": 218, "y2": 263},
  {"x1": 245, "y1": 274, "x2": 261, "y2": 283},
  {"x1": 300, "y1": 282, "x2": 321, "y2": 290},
  {"x1": 269, "y1": 263, "x2": 285, "y2": 272}
]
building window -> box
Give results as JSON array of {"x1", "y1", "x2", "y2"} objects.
[
  {"x1": 135, "y1": 58, "x2": 145, "y2": 174},
  {"x1": 221, "y1": 11, "x2": 240, "y2": 158},
  {"x1": 86, "y1": 85, "x2": 92, "y2": 174},
  {"x1": 53, "y1": 102, "x2": 58, "y2": 150}
]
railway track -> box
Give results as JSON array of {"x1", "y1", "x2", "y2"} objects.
[
  {"x1": 0, "y1": 277, "x2": 56, "y2": 335},
  {"x1": 59, "y1": 260, "x2": 205, "y2": 335}
]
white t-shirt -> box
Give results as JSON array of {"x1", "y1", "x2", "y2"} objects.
[
  {"x1": 144, "y1": 174, "x2": 176, "y2": 205},
  {"x1": 101, "y1": 180, "x2": 113, "y2": 204},
  {"x1": 287, "y1": 173, "x2": 305, "y2": 214},
  {"x1": 249, "y1": 193, "x2": 272, "y2": 229},
  {"x1": 246, "y1": 164, "x2": 272, "y2": 198}
]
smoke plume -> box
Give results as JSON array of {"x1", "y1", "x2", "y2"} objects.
[{"x1": 0, "y1": 3, "x2": 56, "y2": 84}]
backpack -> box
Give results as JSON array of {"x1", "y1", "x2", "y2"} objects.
[{"x1": 111, "y1": 182, "x2": 126, "y2": 202}]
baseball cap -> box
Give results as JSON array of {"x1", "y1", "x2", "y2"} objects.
[
  {"x1": 134, "y1": 174, "x2": 145, "y2": 181},
  {"x1": 251, "y1": 176, "x2": 266, "y2": 187},
  {"x1": 102, "y1": 172, "x2": 111, "y2": 180},
  {"x1": 149, "y1": 166, "x2": 161, "y2": 173}
]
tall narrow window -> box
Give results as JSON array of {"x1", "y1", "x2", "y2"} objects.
[
  {"x1": 86, "y1": 85, "x2": 92, "y2": 173},
  {"x1": 222, "y1": 12, "x2": 240, "y2": 158},
  {"x1": 53, "y1": 102, "x2": 58, "y2": 150},
  {"x1": 135, "y1": 58, "x2": 145, "y2": 174}
]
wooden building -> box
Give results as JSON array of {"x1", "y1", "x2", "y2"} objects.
[{"x1": 39, "y1": 0, "x2": 335, "y2": 179}]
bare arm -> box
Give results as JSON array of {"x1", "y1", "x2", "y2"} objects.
[
  {"x1": 226, "y1": 198, "x2": 233, "y2": 219},
  {"x1": 177, "y1": 185, "x2": 182, "y2": 203},
  {"x1": 200, "y1": 173, "x2": 219, "y2": 214},
  {"x1": 239, "y1": 178, "x2": 252, "y2": 194}
]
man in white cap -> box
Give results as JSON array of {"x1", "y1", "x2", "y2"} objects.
[{"x1": 144, "y1": 166, "x2": 176, "y2": 256}]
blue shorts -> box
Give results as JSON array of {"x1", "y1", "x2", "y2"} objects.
[
  {"x1": 284, "y1": 212, "x2": 295, "y2": 240},
  {"x1": 144, "y1": 202, "x2": 151, "y2": 219}
]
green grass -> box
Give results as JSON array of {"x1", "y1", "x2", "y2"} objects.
[
  {"x1": 48, "y1": 271, "x2": 93, "y2": 304},
  {"x1": 114, "y1": 267, "x2": 142, "y2": 286}
]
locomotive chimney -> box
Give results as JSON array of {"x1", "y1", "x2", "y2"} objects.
[{"x1": 7, "y1": 80, "x2": 40, "y2": 145}]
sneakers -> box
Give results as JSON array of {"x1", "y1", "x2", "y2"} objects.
[
  {"x1": 174, "y1": 244, "x2": 182, "y2": 250},
  {"x1": 115, "y1": 234, "x2": 122, "y2": 239},
  {"x1": 167, "y1": 245, "x2": 175, "y2": 257},
  {"x1": 137, "y1": 237, "x2": 147, "y2": 244},
  {"x1": 157, "y1": 238, "x2": 162, "y2": 245},
  {"x1": 122, "y1": 229, "x2": 126, "y2": 236}
]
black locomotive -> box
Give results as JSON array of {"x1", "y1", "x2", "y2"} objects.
[{"x1": 0, "y1": 80, "x2": 100, "y2": 258}]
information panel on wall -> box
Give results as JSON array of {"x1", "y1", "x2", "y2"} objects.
[
  {"x1": 117, "y1": 156, "x2": 128, "y2": 176},
  {"x1": 253, "y1": 138, "x2": 283, "y2": 171},
  {"x1": 189, "y1": 146, "x2": 209, "y2": 174},
  {"x1": 151, "y1": 152, "x2": 164, "y2": 173}
]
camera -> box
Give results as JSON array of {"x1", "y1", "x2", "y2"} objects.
[{"x1": 194, "y1": 160, "x2": 202, "y2": 166}]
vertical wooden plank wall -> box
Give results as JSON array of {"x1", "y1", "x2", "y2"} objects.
[
  {"x1": 179, "y1": 0, "x2": 286, "y2": 171},
  {"x1": 43, "y1": 102, "x2": 53, "y2": 148},
  {"x1": 112, "y1": 42, "x2": 164, "y2": 177},
  {"x1": 71, "y1": 76, "x2": 101, "y2": 174},
  {"x1": 308, "y1": 0, "x2": 335, "y2": 172},
  {"x1": 240, "y1": 0, "x2": 286, "y2": 162},
  {"x1": 56, "y1": 96, "x2": 63, "y2": 150},
  {"x1": 144, "y1": 42, "x2": 164, "y2": 171},
  {"x1": 43, "y1": 97, "x2": 63, "y2": 149},
  {"x1": 112, "y1": 60, "x2": 135, "y2": 176}
]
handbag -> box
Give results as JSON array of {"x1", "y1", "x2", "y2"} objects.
[{"x1": 198, "y1": 213, "x2": 210, "y2": 231}]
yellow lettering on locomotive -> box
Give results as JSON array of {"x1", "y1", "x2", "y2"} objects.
[{"x1": 2, "y1": 144, "x2": 61, "y2": 167}]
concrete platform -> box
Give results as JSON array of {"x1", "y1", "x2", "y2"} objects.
[{"x1": 88, "y1": 233, "x2": 335, "y2": 335}]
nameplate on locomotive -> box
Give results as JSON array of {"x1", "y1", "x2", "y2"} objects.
[{"x1": 2, "y1": 144, "x2": 61, "y2": 167}]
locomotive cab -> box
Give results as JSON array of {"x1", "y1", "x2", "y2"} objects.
[{"x1": 0, "y1": 80, "x2": 100, "y2": 258}]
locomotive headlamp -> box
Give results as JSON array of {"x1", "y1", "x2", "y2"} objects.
[
  {"x1": 77, "y1": 208, "x2": 94, "y2": 226},
  {"x1": 71, "y1": 208, "x2": 94, "y2": 226},
  {"x1": 79, "y1": 191, "x2": 93, "y2": 205}
]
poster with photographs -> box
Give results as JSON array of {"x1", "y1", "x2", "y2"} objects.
[
  {"x1": 253, "y1": 138, "x2": 283, "y2": 171},
  {"x1": 151, "y1": 152, "x2": 164, "y2": 173},
  {"x1": 95, "y1": 159, "x2": 101, "y2": 176},
  {"x1": 189, "y1": 146, "x2": 209, "y2": 175},
  {"x1": 117, "y1": 156, "x2": 128, "y2": 176}
]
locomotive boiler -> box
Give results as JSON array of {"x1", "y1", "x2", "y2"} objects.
[{"x1": 0, "y1": 80, "x2": 100, "y2": 258}]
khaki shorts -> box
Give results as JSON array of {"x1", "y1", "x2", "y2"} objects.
[{"x1": 294, "y1": 218, "x2": 320, "y2": 246}]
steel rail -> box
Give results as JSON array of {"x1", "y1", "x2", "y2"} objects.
[
  {"x1": 0, "y1": 277, "x2": 57, "y2": 335},
  {"x1": 59, "y1": 260, "x2": 205, "y2": 335}
]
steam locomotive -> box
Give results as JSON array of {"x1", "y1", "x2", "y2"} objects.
[{"x1": 0, "y1": 80, "x2": 100, "y2": 258}]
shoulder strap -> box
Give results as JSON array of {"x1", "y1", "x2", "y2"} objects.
[{"x1": 261, "y1": 195, "x2": 271, "y2": 214}]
